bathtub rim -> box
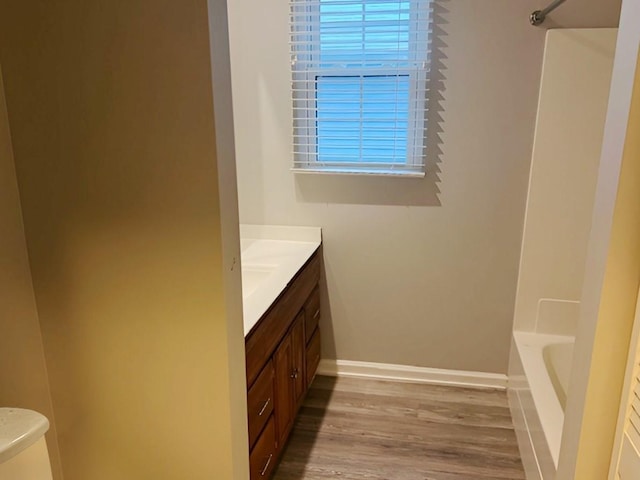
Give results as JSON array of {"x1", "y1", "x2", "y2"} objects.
[{"x1": 512, "y1": 331, "x2": 575, "y2": 468}]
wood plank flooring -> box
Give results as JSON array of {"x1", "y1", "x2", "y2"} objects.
[{"x1": 273, "y1": 375, "x2": 525, "y2": 480}]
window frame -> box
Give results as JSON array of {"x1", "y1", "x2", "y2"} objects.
[{"x1": 291, "y1": 0, "x2": 430, "y2": 177}]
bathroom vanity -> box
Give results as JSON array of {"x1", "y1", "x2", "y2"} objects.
[{"x1": 240, "y1": 226, "x2": 322, "y2": 479}]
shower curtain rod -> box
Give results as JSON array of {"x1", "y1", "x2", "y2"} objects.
[{"x1": 530, "y1": 0, "x2": 567, "y2": 25}]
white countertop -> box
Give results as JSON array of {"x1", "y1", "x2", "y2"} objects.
[{"x1": 240, "y1": 225, "x2": 321, "y2": 336}]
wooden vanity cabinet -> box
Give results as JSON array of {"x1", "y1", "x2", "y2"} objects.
[
  {"x1": 306, "y1": 328, "x2": 321, "y2": 388},
  {"x1": 247, "y1": 360, "x2": 275, "y2": 449},
  {"x1": 249, "y1": 417, "x2": 276, "y2": 480},
  {"x1": 273, "y1": 312, "x2": 305, "y2": 448},
  {"x1": 245, "y1": 251, "x2": 321, "y2": 479},
  {"x1": 303, "y1": 287, "x2": 321, "y2": 388},
  {"x1": 291, "y1": 312, "x2": 307, "y2": 406}
]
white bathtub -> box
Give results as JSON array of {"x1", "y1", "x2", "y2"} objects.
[{"x1": 508, "y1": 332, "x2": 575, "y2": 480}]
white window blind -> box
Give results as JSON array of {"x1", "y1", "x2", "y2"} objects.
[{"x1": 290, "y1": 0, "x2": 433, "y2": 176}]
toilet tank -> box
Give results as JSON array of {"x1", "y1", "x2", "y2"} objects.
[{"x1": 0, "y1": 408, "x2": 53, "y2": 480}]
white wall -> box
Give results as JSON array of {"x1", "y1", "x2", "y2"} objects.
[{"x1": 228, "y1": 0, "x2": 621, "y2": 374}]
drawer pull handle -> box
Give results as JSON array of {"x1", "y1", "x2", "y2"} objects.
[
  {"x1": 290, "y1": 368, "x2": 299, "y2": 380},
  {"x1": 258, "y1": 398, "x2": 270, "y2": 417},
  {"x1": 260, "y1": 453, "x2": 273, "y2": 476},
  {"x1": 313, "y1": 310, "x2": 320, "y2": 321}
]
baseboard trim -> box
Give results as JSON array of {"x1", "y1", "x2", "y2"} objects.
[{"x1": 317, "y1": 359, "x2": 507, "y2": 390}]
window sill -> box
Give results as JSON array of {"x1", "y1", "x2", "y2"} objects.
[{"x1": 291, "y1": 167, "x2": 425, "y2": 178}]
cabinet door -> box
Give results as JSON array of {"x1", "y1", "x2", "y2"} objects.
[
  {"x1": 273, "y1": 332, "x2": 294, "y2": 448},
  {"x1": 291, "y1": 312, "x2": 306, "y2": 407}
]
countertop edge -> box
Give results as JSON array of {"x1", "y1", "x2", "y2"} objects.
[
  {"x1": 244, "y1": 245, "x2": 321, "y2": 340},
  {"x1": 241, "y1": 225, "x2": 322, "y2": 337}
]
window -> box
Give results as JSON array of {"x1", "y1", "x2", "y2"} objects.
[{"x1": 290, "y1": 0, "x2": 432, "y2": 176}]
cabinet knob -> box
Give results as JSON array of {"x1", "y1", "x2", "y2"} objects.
[{"x1": 290, "y1": 368, "x2": 299, "y2": 380}]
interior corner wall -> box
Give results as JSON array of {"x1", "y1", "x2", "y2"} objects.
[
  {"x1": 0, "y1": 1, "x2": 247, "y2": 479},
  {"x1": 227, "y1": 0, "x2": 621, "y2": 374},
  {"x1": 0, "y1": 67, "x2": 64, "y2": 480}
]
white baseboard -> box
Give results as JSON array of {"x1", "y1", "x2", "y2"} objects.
[{"x1": 317, "y1": 359, "x2": 508, "y2": 390}]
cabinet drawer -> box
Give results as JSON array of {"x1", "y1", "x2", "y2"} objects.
[
  {"x1": 304, "y1": 287, "x2": 320, "y2": 344},
  {"x1": 250, "y1": 416, "x2": 277, "y2": 480},
  {"x1": 248, "y1": 361, "x2": 275, "y2": 449},
  {"x1": 306, "y1": 328, "x2": 321, "y2": 387}
]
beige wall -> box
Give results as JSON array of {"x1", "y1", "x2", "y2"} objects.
[
  {"x1": 558, "y1": 0, "x2": 640, "y2": 476},
  {"x1": 572, "y1": 46, "x2": 640, "y2": 480},
  {"x1": 513, "y1": 29, "x2": 617, "y2": 335},
  {"x1": 0, "y1": 2, "x2": 248, "y2": 479},
  {"x1": 0, "y1": 68, "x2": 63, "y2": 480},
  {"x1": 228, "y1": 0, "x2": 621, "y2": 373}
]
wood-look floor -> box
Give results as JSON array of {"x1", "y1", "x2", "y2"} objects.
[{"x1": 273, "y1": 375, "x2": 525, "y2": 480}]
